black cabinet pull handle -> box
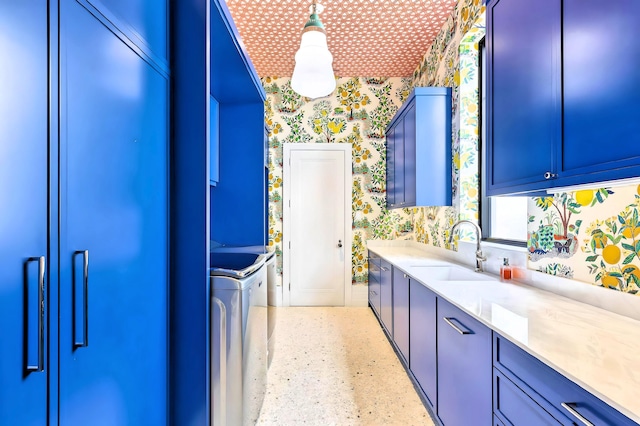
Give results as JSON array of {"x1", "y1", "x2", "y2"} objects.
[
  {"x1": 26, "y1": 256, "x2": 45, "y2": 372},
  {"x1": 73, "y1": 250, "x2": 89, "y2": 348},
  {"x1": 544, "y1": 171, "x2": 558, "y2": 179}
]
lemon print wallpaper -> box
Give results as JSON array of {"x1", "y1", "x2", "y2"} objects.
[{"x1": 263, "y1": 0, "x2": 640, "y2": 297}]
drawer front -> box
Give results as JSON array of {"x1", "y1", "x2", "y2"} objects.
[
  {"x1": 494, "y1": 335, "x2": 637, "y2": 426},
  {"x1": 494, "y1": 368, "x2": 560, "y2": 426},
  {"x1": 368, "y1": 275, "x2": 381, "y2": 316}
]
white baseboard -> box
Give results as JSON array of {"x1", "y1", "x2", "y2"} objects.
[{"x1": 349, "y1": 284, "x2": 369, "y2": 307}]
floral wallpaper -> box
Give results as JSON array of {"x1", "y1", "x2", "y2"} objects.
[
  {"x1": 529, "y1": 186, "x2": 640, "y2": 294},
  {"x1": 263, "y1": 77, "x2": 414, "y2": 287}
]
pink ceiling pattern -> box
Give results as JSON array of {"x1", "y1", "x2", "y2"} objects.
[{"x1": 225, "y1": 0, "x2": 457, "y2": 77}]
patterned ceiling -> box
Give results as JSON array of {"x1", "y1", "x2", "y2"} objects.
[{"x1": 225, "y1": 0, "x2": 458, "y2": 77}]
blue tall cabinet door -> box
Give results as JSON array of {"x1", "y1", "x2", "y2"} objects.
[
  {"x1": 409, "y1": 281, "x2": 437, "y2": 411},
  {"x1": 0, "y1": 1, "x2": 50, "y2": 423},
  {"x1": 561, "y1": 0, "x2": 640, "y2": 179},
  {"x1": 487, "y1": 0, "x2": 561, "y2": 195},
  {"x1": 392, "y1": 268, "x2": 409, "y2": 364},
  {"x1": 437, "y1": 298, "x2": 493, "y2": 426},
  {"x1": 58, "y1": 1, "x2": 168, "y2": 424},
  {"x1": 403, "y1": 105, "x2": 417, "y2": 207}
]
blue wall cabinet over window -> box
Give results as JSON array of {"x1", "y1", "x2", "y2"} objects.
[
  {"x1": 409, "y1": 281, "x2": 438, "y2": 412},
  {"x1": 437, "y1": 298, "x2": 493, "y2": 425},
  {"x1": 0, "y1": 1, "x2": 49, "y2": 423},
  {"x1": 379, "y1": 259, "x2": 393, "y2": 335},
  {"x1": 487, "y1": 0, "x2": 640, "y2": 195},
  {"x1": 386, "y1": 88, "x2": 452, "y2": 209},
  {"x1": 392, "y1": 267, "x2": 410, "y2": 364},
  {"x1": 1, "y1": 0, "x2": 170, "y2": 424}
]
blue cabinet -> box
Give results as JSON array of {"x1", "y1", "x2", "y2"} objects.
[
  {"x1": 58, "y1": 2, "x2": 169, "y2": 423},
  {"x1": 386, "y1": 88, "x2": 452, "y2": 209},
  {"x1": 209, "y1": 0, "x2": 267, "y2": 247},
  {"x1": 379, "y1": 259, "x2": 393, "y2": 335},
  {"x1": 385, "y1": 126, "x2": 396, "y2": 207},
  {"x1": 486, "y1": 0, "x2": 560, "y2": 195},
  {"x1": 494, "y1": 335, "x2": 638, "y2": 426},
  {"x1": 368, "y1": 252, "x2": 381, "y2": 317},
  {"x1": 437, "y1": 298, "x2": 493, "y2": 425},
  {"x1": 561, "y1": 0, "x2": 640, "y2": 183},
  {"x1": 1, "y1": 1, "x2": 170, "y2": 424},
  {"x1": 392, "y1": 267, "x2": 410, "y2": 364},
  {"x1": 409, "y1": 281, "x2": 437, "y2": 412},
  {"x1": 487, "y1": 0, "x2": 640, "y2": 195},
  {"x1": 0, "y1": 1, "x2": 50, "y2": 423}
]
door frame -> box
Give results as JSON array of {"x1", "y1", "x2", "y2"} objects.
[{"x1": 282, "y1": 143, "x2": 352, "y2": 307}]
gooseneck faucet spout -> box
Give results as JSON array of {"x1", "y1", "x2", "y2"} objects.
[{"x1": 448, "y1": 220, "x2": 487, "y2": 272}]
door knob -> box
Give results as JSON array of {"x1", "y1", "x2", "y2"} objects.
[{"x1": 338, "y1": 240, "x2": 343, "y2": 248}]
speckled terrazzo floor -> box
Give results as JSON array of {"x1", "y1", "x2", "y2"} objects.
[{"x1": 257, "y1": 307, "x2": 434, "y2": 426}]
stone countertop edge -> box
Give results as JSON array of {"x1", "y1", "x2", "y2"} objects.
[{"x1": 366, "y1": 244, "x2": 640, "y2": 423}]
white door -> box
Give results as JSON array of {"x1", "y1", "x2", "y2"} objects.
[{"x1": 285, "y1": 145, "x2": 350, "y2": 306}]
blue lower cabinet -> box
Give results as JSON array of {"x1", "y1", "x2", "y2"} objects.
[
  {"x1": 379, "y1": 260, "x2": 393, "y2": 335},
  {"x1": 494, "y1": 335, "x2": 638, "y2": 426},
  {"x1": 368, "y1": 253, "x2": 381, "y2": 317},
  {"x1": 0, "y1": 1, "x2": 50, "y2": 423},
  {"x1": 494, "y1": 369, "x2": 560, "y2": 425},
  {"x1": 58, "y1": 1, "x2": 168, "y2": 424},
  {"x1": 409, "y1": 281, "x2": 437, "y2": 411},
  {"x1": 437, "y1": 298, "x2": 493, "y2": 426},
  {"x1": 392, "y1": 268, "x2": 409, "y2": 364}
]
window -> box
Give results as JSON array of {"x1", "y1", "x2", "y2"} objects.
[{"x1": 478, "y1": 38, "x2": 528, "y2": 246}]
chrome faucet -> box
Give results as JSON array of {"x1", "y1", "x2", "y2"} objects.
[{"x1": 448, "y1": 220, "x2": 487, "y2": 272}]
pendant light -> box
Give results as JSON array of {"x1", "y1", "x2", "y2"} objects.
[{"x1": 291, "y1": 1, "x2": 336, "y2": 99}]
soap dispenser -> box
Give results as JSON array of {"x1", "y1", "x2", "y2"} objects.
[{"x1": 500, "y1": 258, "x2": 512, "y2": 282}]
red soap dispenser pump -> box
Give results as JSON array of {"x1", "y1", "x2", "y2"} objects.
[{"x1": 500, "y1": 258, "x2": 512, "y2": 282}]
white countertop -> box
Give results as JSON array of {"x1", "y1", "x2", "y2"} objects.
[{"x1": 368, "y1": 245, "x2": 640, "y2": 423}]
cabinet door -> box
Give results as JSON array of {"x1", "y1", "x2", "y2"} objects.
[
  {"x1": 487, "y1": 0, "x2": 561, "y2": 195},
  {"x1": 59, "y1": 2, "x2": 168, "y2": 424},
  {"x1": 379, "y1": 260, "x2": 393, "y2": 335},
  {"x1": 437, "y1": 298, "x2": 492, "y2": 425},
  {"x1": 403, "y1": 104, "x2": 417, "y2": 207},
  {"x1": 368, "y1": 254, "x2": 381, "y2": 317},
  {"x1": 409, "y1": 281, "x2": 437, "y2": 411},
  {"x1": 392, "y1": 268, "x2": 409, "y2": 363},
  {"x1": 394, "y1": 120, "x2": 406, "y2": 207},
  {"x1": 561, "y1": 0, "x2": 640, "y2": 181},
  {"x1": 386, "y1": 126, "x2": 395, "y2": 208},
  {"x1": 0, "y1": 1, "x2": 50, "y2": 423}
]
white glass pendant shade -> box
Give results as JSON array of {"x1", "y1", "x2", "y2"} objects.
[{"x1": 291, "y1": 30, "x2": 336, "y2": 99}]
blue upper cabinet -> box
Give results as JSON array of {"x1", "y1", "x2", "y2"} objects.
[
  {"x1": 209, "y1": 0, "x2": 267, "y2": 247},
  {"x1": 561, "y1": 0, "x2": 640, "y2": 183},
  {"x1": 487, "y1": 0, "x2": 640, "y2": 195},
  {"x1": 486, "y1": 0, "x2": 560, "y2": 195},
  {"x1": 386, "y1": 88, "x2": 452, "y2": 209}
]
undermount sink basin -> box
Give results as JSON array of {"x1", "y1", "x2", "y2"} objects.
[{"x1": 410, "y1": 265, "x2": 495, "y2": 282}]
